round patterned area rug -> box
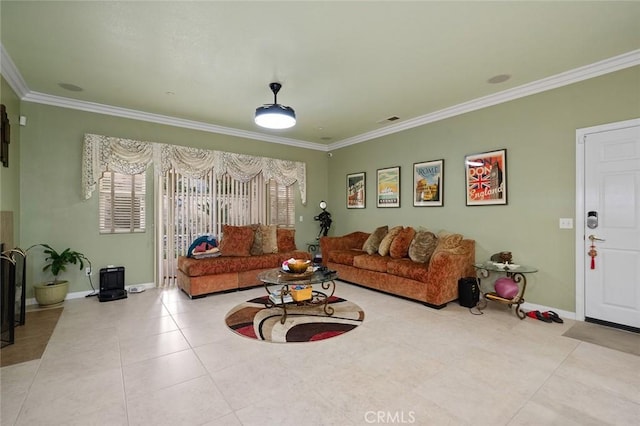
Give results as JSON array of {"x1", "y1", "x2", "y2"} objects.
[{"x1": 225, "y1": 295, "x2": 365, "y2": 343}]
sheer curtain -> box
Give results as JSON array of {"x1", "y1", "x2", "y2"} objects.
[
  {"x1": 157, "y1": 169, "x2": 267, "y2": 287},
  {"x1": 83, "y1": 133, "x2": 306, "y2": 288}
]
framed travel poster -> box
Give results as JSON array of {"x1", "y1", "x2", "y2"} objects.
[
  {"x1": 464, "y1": 149, "x2": 507, "y2": 206},
  {"x1": 376, "y1": 166, "x2": 400, "y2": 208},
  {"x1": 413, "y1": 159, "x2": 444, "y2": 207},
  {"x1": 346, "y1": 172, "x2": 366, "y2": 209}
]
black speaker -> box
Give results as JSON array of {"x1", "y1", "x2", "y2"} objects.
[
  {"x1": 98, "y1": 266, "x2": 127, "y2": 302},
  {"x1": 458, "y1": 277, "x2": 479, "y2": 308}
]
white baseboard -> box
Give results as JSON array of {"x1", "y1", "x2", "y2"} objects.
[
  {"x1": 25, "y1": 282, "x2": 579, "y2": 323},
  {"x1": 26, "y1": 282, "x2": 156, "y2": 306}
]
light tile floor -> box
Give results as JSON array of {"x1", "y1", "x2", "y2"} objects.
[{"x1": 2, "y1": 282, "x2": 639, "y2": 425}]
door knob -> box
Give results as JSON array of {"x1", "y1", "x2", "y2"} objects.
[{"x1": 588, "y1": 235, "x2": 605, "y2": 242}]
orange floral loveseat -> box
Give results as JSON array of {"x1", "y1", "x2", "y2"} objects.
[
  {"x1": 320, "y1": 226, "x2": 475, "y2": 308},
  {"x1": 177, "y1": 225, "x2": 311, "y2": 298}
]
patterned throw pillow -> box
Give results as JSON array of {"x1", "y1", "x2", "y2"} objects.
[
  {"x1": 249, "y1": 224, "x2": 263, "y2": 256},
  {"x1": 378, "y1": 226, "x2": 403, "y2": 257},
  {"x1": 277, "y1": 228, "x2": 297, "y2": 252},
  {"x1": 408, "y1": 230, "x2": 438, "y2": 263},
  {"x1": 390, "y1": 227, "x2": 416, "y2": 259},
  {"x1": 362, "y1": 225, "x2": 389, "y2": 255},
  {"x1": 433, "y1": 231, "x2": 468, "y2": 256},
  {"x1": 219, "y1": 225, "x2": 254, "y2": 256},
  {"x1": 437, "y1": 230, "x2": 464, "y2": 249},
  {"x1": 260, "y1": 224, "x2": 278, "y2": 253}
]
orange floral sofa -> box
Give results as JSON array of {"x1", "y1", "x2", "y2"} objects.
[
  {"x1": 320, "y1": 226, "x2": 475, "y2": 308},
  {"x1": 177, "y1": 225, "x2": 311, "y2": 298}
]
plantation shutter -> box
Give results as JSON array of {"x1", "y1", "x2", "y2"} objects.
[
  {"x1": 268, "y1": 180, "x2": 295, "y2": 227},
  {"x1": 99, "y1": 171, "x2": 146, "y2": 233}
]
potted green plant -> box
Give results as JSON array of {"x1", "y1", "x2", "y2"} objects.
[{"x1": 29, "y1": 244, "x2": 90, "y2": 306}]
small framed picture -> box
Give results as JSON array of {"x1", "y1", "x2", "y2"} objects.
[
  {"x1": 464, "y1": 149, "x2": 507, "y2": 206},
  {"x1": 1, "y1": 105, "x2": 9, "y2": 167},
  {"x1": 376, "y1": 166, "x2": 400, "y2": 208},
  {"x1": 413, "y1": 159, "x2": 444, "y2": 207},
  {"x1": 346, "y1": 172, "x2": 366, "y2": 209}
]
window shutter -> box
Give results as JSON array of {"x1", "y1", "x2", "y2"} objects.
[
  {"x1": 99, "y1": 171, "x2": 146, "y2": 233},
  {"x1": 268, "y1": 180, "x2": 295, "y2": 227}
]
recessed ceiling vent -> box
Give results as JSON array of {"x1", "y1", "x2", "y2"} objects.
[
  {"x1": 377, "y1": 116, "x2": 400, "y2": 124},
  {"x1": 487, "y1": 74, "x2": 511, "y2": 84}
]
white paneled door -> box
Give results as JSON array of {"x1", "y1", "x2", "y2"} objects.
[{"x1": 584, "y1": 124, "x2": 640, "y2": 329}]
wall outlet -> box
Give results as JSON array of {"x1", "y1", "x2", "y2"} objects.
[
  {"x1": 299, "y1": 215, "x2": 303, "y2": 222},
  {"x1": 85, "y1": 267, "x2": 92, "y2": 276}
]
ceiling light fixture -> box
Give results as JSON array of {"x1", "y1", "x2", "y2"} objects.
[{"x1": 255, "y1": 82, "x2": 296, "y2": 129}]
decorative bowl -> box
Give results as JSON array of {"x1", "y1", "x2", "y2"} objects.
[{"x1": 286, "y1": 259, "x2": 311, "y2": 274}]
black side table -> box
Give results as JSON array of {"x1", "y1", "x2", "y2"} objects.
[{"x1": 306, "y1": 240, "x2": 322, "y2": 263}]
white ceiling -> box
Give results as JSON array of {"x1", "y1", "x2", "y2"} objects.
[{"x1": 1, "y1": 1, "x2": 639, "y2": 150}]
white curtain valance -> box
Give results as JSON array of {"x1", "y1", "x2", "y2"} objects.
[{"x1": 82, "y1": 133, "x2": 307, "y2": 204}]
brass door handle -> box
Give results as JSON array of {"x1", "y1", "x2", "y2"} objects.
[{"x1": 588, "y1": 235, "x2": 605, "y2": 242}]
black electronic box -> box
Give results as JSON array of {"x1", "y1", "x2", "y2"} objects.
[
  {"x1": 98, "y1": 266, "x2": 127, "y2": 302},
  {"x1": 458, "y1": 277, "x2": 480, "y2": 308}
]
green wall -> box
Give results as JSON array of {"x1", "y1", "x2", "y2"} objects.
[
  {"x1": 16, "y1": 66, "x2": 640, "y2": 310},
  {"x1": 0, "y1": 77, "x2": 21, "y2": 247},
  {"x1": 19, "y1": 103, "x2": 328, "y2": 297},
  {"x1": 327, "y1": 66, "x2": 640, "y2": 311}
]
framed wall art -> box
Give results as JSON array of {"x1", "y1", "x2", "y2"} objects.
[
  {"x1": 346, "y1": 172, "x2": 366, "y2": 209},
  {"x1": 413, "y1": 159, "x2": 444, "y2": 207},
  {"x1": 376, "y1": 166, "x2": 400, "y2": 208},
  {"x1": 1, "y1": 105, "x2": 9, "y2": 167},
  {"x1": 464, "y1": 149, "x2": 507, "y2": 206}
]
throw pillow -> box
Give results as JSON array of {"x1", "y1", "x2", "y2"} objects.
[
  {"x1": 249, "y1": 224, "x2": 263, "y2": 256},
  {"x1": 277, "y1": 228, "x2": 297, "y2": 252},
  {"x1": 390, "y1": 226, "x2": 416, "y2": 259},
  {"x1": 219, "y1": 225, "x2": 254, "y2": 256},
  {"x1": 378, "y1": 226, "x2": 402, "y2": 257},
  {"x1": 408, "y1": 230, "x2": 438, "y2": 263},
  {"x1": 362, "y1": 225, "x2": 389, "y2": 255},
  {"x1": 437, "y1": 230, "x2": 463, "y2": 249},
  {"x1": 260, "y1": 224, "x2": 278, "y2": 253}
]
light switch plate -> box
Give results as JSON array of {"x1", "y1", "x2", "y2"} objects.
[{"x1": 559, "y1": 218, "x2": 573, "y2": 229}]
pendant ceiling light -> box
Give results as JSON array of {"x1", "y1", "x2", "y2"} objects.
[{"x1": 255, "y1": 82, "x2": 296, "y2": 129}]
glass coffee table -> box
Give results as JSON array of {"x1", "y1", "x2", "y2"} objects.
[{"x1": 257, "y1": 267, "x2": 338, "y2": 324}]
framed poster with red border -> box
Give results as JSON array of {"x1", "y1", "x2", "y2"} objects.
[{"x1": 464, "y1": 149, "x2": 507, "y2": 206}]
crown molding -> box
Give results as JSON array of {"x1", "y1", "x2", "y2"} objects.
[
  {"x1": 3, "y1": 40, "x2": 638, "y2": 152},
  {"x1": 22, "y1": 91, "x2": 326, "y2": 150},
  {"x1": 0, "y1": 44, "x2": 29, "y2": 98},
  {"x1": 329, "y1": 49, "x2": 640, "y2": 150}
]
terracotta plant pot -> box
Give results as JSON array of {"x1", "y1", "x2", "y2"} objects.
[{"x1": 34, "y1": 280, "x2": 69, "y2": 306}]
